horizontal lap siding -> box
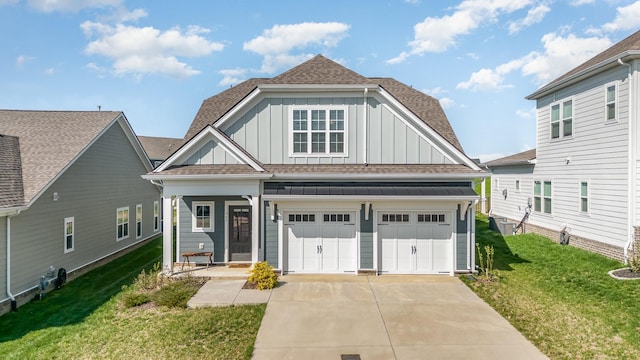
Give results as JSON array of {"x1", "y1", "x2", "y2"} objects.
[
  {"x1": 490, "y1": 167, "x2": 535, "y2": 223},
  {"x1": 8, "y1": 122, "x2": 160, "y2": 295},
  {"x1": 532, "y1": 66, "x2": 629, "y2": 248}
]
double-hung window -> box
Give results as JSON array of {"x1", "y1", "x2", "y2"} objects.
[
  {"x1": 136, "y1": 204, "x2": 142, "y2": 238},
  {"x1": 291, "y1": 107, "x2": 347, "y2": 156},
  {"x1": 64, "y1": 217, "x2": 74, "y2": 253},
  {"x1": 551, "y1": 100, "x2": 572, "y2": 139},
  {"x1": 192, "y1": 201, "x2": 214, "y2": 232},
  {"x1": 534, "y1": 181, "x2": 552, "y2": 214},
  {"x1": 606, "y1": 84, "x2": 616, "y2": 121},
  {"x1": 580, "y1": 181, "x2": 589, "y2": 213},
  {"x1": 117, "y1": 207, "x2": 129, "y2": 240},
  {"x1": 153, "y1": 201, "x2": 159, "y2": 231}
]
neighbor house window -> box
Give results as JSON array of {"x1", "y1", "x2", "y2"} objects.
[
  {"x1": 136, "y1": 204, "x2": 142, "y2": 238},
  {"x1": 580, "y1": 181, "x2": 589, "y2": 213},
  {"x1": 153, "y1": 201, "x2": 159, "y2": 231},
  {"x1": 64, "y1": 217, "x2": 74, "y2": 253},
  {"x1": 534, "y1": 181, "x2": 552, "y2": 214},
  {"x1": 606, "y1": 84, "x2": 616, "y2": 121},
  {"x1": 192, "y1": 201, "x2": 214, "y2": 232},
  {"x1": 117, "y1": 207, "x2": 129, "y2": 240},
  {"x1": 291, "y1": 107, "x2": 347, "y2": 156},
  {"x1": 551, "y1": 100, "x2": 572, "y2": 139},
  {"x1": 515, "y1": 179, "x2": 520, "y2": 192}
]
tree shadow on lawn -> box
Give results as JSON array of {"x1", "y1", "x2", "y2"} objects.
[
  {"x1": 475, "y1": 217, "x2": 529, "y2": 272},
  {"x1": 0, "y1": 237, "x2": 162, "y2": 343}
]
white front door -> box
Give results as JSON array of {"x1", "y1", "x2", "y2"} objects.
[{"x1": 285, "y1": 211, "x2": 356, "y2": 274}]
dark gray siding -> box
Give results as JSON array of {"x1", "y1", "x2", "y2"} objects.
[
  {"x1": 264, "y1": 201, "x2": 279, "y2": 268},
  {"x1": 359, "y1": 204, "x2": 373, "y2": 269},
  {"x1": 8, "y1": 122, "x2": 160, "y2": 296},
  {"x1": 178, "y1": 196, "x2": 245, "y2": 263},
  {"x1": 456, "y1": 207, "x2": 469, "y2": 270},
  {"x1": 0, "y1": 216, "x2": 6, "y2": 299}
]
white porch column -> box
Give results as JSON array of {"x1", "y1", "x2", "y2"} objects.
[
  {"x1": 480, "y1": 178, "x2": 487, "y2": 214},
  {"x1": 251, "y1": 196, "x2": 260, "y2": 264},
  {"x1": 162, "y1": 194, "x2": 173, "y2": 274}
]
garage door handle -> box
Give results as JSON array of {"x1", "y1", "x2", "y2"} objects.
[
  {"x1": 319, "y1": 245, "x2": 323, "y2": 254},
  {"x1": 411, "y1": 245, "x2": 416, "y2": 254}
]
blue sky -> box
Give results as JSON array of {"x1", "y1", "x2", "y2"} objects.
[{"x1": 2, "y1": 0, "x2": 640, "y2": 162}]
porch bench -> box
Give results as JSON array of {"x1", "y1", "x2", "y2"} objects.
[{"x1": 181, "y1": 251, "x2": 213, "y2": 270}]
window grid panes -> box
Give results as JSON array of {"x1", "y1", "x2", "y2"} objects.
[
  {"x1": 580, "y1": 182, "x2": 589, "y2": 213},
  {"x1": 288, "y1": 214, "x2": 316, "y2": 222},
  {"x1": 323, "y1": 213, "x2": 351, "y2": 222},
  {"x1": 291, "y1": 107, "x2": 346, "y2": 155},
  {"x1": 382, "y1": 214, "x2": 410, "y2": 222},
  {"x1": 117, "y1": 207, "x2": 129, "y2": 240},
  {"x1": 417, "y1": 214, "x2": 446, "y2": 223},
  {"x1": 606, "y1": 85, "x2": 616, "y2": 121},
  {"x1": 196, "y1": 205, "x2": 211, "y2": 229},
  {"x1": 64, "y1": 217, "x2": 74, "y2": 253}
]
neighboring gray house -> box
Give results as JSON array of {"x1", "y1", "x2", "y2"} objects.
[
  {"x1": 0, "y1": 110, "x2": 161, "y2": 313},
  {"x1": 138, "y1": 135, "x2": 182, "y2": 168},
  {"x1": 486, "y1": 29, "x2": 640, "y2": 262},
  {"x1": 144, "y1": 55, "x2": 486, "y2": 275}
]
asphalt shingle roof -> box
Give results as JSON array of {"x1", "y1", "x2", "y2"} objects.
[
  {"x1": 0, "y1": 110, "x2": 121, "y2": 204},
  {"x1": 0, "y1": 134, "x2": 25, "y2": 207},
  {"x1": 483, "y1": 148, "x2": 536, "y2": 168},
  {"x1": 183, "y1": 55, "x2": 464, "y2": 153},
  {"x1": 137, "y1": 135, "x2": 182, "y2": 161}
]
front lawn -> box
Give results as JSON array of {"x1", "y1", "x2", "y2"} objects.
[
  {"x1": 0, "y1": 237, "x2": 265, "y2": 359},
  {"x1": 465, "y1": 215, "x2": 640, "y2": 359}
]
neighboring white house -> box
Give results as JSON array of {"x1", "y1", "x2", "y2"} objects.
[
  {"x1": 143, "y1": 55, "x2": 487, "y2": 276},
  {"x1": 485, "y1": 29, "x2": 640, "y2": 262},
  {"x1": 0, "y1": 110, "x2": 161, "y2": 314}
]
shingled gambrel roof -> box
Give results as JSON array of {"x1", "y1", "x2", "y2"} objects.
[
  {"x1": 528, "y1": 29, "x2": 640, "y2": 99},
  {"x1": 483, "y1": 148, "x2": 536, "y2": 168},
  {"x1": 0, "y1": 134, "x2": 25, "y2": 208},
  {"x1": 0, "y1": 110, "x2": 123, "y2": 204},
  {"x1": 182, "y1": 55, "x2": 464, "y2": 153}
]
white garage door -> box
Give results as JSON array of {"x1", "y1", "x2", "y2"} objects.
[
  {"x1": 286, "y1": 211, "x2": 357, "y2": 274},
  {"x1": 379, "y1": 212, "x2": 452, "y2": 274}
]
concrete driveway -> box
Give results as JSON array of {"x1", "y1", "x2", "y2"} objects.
[{"x1": 252, "y1": 275, "x2": 547, "y2": 360}]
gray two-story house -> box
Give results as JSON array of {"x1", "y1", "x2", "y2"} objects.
[{"x1": 144, "y1": 55, "x2": 486, "y2": 275}]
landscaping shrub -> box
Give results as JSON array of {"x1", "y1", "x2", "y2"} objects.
[
  {"x1": 152, "y1": 279, "x2": 201, "y2": 308},
  {"x1": 248, "y1": 261, "x2": 279, "y2": 290},
  {"x1": 121, "y1": 292, "x2": 152, "y2": 308}
]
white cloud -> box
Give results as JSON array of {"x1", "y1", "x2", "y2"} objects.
[
  {"x1": 43, "y1": 67, "x2": 54, "y2": 75},
  {"x1": 508, "y1": 3, "x2": 550, "y2": 34},
  {"x1": 601, "y1": 1, "x2": 640, "y2": 33},
  {"x1": 515, "y1": 108, "x2": 535, "y2": 119},
  {"x1": 388, "y1": 0, "x2": 534, "y2": 63},
  {"x1": 81, "y1": 22, "x2": 224, "y2": 79},
  {"x1": 28, "y1": 0, "x2": 121, "y2": 12},
  {"x1": 458, "y1": 31, "x2": 612, "y2": 91},
  {"x1": 569, "y1": 0, "x2": 594, "y2": 6},
  {"x1": 439, "y1": 97, "x2": 455, "y2": 108},
  {"x1": 243, "y1": 22, "x2": 350, "y2": 73},
  {"x1": 424, "y1": 86, "x2": 448, "y2": 95},
  {"x1": 16, "y1": 54, "x2": 34, "y2": 68},
  {"x1": 218, "y1": 68, "x2": 247, "y2": 86},
  {"x1": 0, "y1": 0, "x2": 19, "y2": 6}
]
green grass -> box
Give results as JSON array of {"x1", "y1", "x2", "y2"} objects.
[
  {"x1": 0, "y1": 237, "x2": 265, "y2": 359},
  {"x1": 465, "y1": 215, "x2": 640, "y2": 359}
]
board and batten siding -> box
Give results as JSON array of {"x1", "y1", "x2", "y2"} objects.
[
  {"x1": 359, "y1": 204, "x2": 373, "y2": 269},
  {"x1": 7, "y1": 121, "x2": 160, "y2": 296},
  {"x1": 530, "y1": 65, "x2": 630, "y2": 248},
  {"x1": 196, "y1": 94, "x2": 453, "y2": 166},
  {"x1": 263, "y1": 201, "x2": 279, "y2": 268},
  {"x1": 456, "y1": 207, "x2": 469, "y2": 271}
]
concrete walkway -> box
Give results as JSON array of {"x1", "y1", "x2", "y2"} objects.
[{"x1": 187, "y1": 279, "x2": 272, "y2": 307}]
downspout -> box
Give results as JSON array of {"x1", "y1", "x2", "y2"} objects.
[
  {"x1": 363, "y1": 88, "x2": 368, "y2": 164},
  {"x1": 619, "y1": 58, "x2": 634, "y2": 263},
  {"x1": 7, "y1": 210, "x2": 22, "y2": 310}
]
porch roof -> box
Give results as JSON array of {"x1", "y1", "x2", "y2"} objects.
[{"x1": 263, "y1": 182, "x2": 478, "y2": 198}]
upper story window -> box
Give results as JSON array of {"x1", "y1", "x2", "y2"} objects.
[
  {"x1": 551, "y1": 100, "x2": 572, "y2": 139},
  {"x1": 291, "y1": 107, "x2": 347, "y2": 156},
  {"x1": 534, "y1": 180, "x2": 552, "y2": 214},
  {"x1": 606, "y1": 83, "x2": 617, "y2": 121}
]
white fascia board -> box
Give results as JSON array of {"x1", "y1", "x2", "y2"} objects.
[
  {"x1": 155, "y1": 126, "x2": 264, "y2": 172},
  {"x1": 376, "y1": 88, "x2": 482, "y2": 171},
  {"x1": 262, "y1": 195, "x2": 479, "y2": 201},
  {"x1": 271, "y1": 172, "x2": 488, "y2": 180},
  {"x1": 142, "y1": 173, "x2": 273, "y2": 181},
  {"x1": 117, "y1": 113, "x2": 154, "y2": 172},
  {"x1": 258, "y1": 84, "x2": 379, "y2": 92},
  {"x1": 212, "y1": 87, "x2": 262, "y2": 129},
  {"x1": 0, "y1": 206, "x2": 29, "y2": 216}
]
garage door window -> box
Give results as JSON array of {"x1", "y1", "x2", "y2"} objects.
[
  {"x1": 381, "y1": 213, "x2": 410, "y2": 222},
  {"x1": 323, "y1": 213, "x2": 351, "y2": 222},
  {"x1": 417, "y1": 214, "x2": 446, "y2": 223},
  {"x1": 288, "y1": 214, "x2": 315, "y2": 222}
]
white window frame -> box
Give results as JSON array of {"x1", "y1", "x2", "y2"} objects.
[
  {"x1": 192, "y1": 201, "x2": 215, "y2": 232},
  {"x1": 533, "y1": 180, "x2": 552, "y2": 214},
  {"x1": 550, "y1": 99, "x2": 573, "y2": 140},
  {"x1": 605, "y1": 82, "x2": 617, "y2": 122},
  {"x1": 580, "y1": 181, "x2": 590, "y2": 214},
  {"x1": 515, "y1": 179, "x2": 520, "y2": 193},
  {"x1": 289, "y1": 106, "x2": 348, "y2": 157},
  {"x1": 136, "y1": 204, "x2": 142, "y2": 239},
  {"x1": 64, "y1": 217, "x2": 74, "y2": 253},
  {"x1": 116, "y1": 207, "x2": 129, "y2": 241},
  {"x1": 153, "y1": 200, "x2": 159, "y2": 231}
]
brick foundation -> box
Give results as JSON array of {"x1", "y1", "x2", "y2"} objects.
[
  {"x1": 0, "y1": 235, "x2": 159, "y2": 316},
  {"x1": 499, "y1": 217, "x2": 625, "y2": 262}
]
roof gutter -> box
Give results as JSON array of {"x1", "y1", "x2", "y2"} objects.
[
  {"x1": 262, "y1": 195, "x2": 480, "y2": 201},
  {"x1": 619, "y1": 58, "x2": 635, "y2": 263},
  {"x1": 142, "y1": 173, "x2": 274, "y2": 181},
  {"x1": 271, "y1": 172, "x2": 490, "y2": 180}
]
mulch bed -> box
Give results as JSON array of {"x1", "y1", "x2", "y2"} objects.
[
  {"x1": 242, "y1": 281, "x2": 258, "y2": 289},
  {"x1": 609, "y1": 268, "x2": 640, "y2": 280}
]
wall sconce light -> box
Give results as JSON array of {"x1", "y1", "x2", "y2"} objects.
[{"x1": 53, "y1": 192, "x2": 59, "y2": 201}]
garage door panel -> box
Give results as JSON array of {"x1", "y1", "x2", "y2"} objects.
[
  {"x1": 320, "y1": 237, "x2": 339, "y2": 272},
  {"x1": 381, "y1": 236, "x2": 396, "y2": 272},
  {"x1": 415, "y1": 238, "x2": 433, "y2": 272},
  {"x1": 287, "y1": 227, "x2": 302, "y2": 271},
  {"x1": 432, "y1": 239, "x2": 450, "y2": 272}
]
